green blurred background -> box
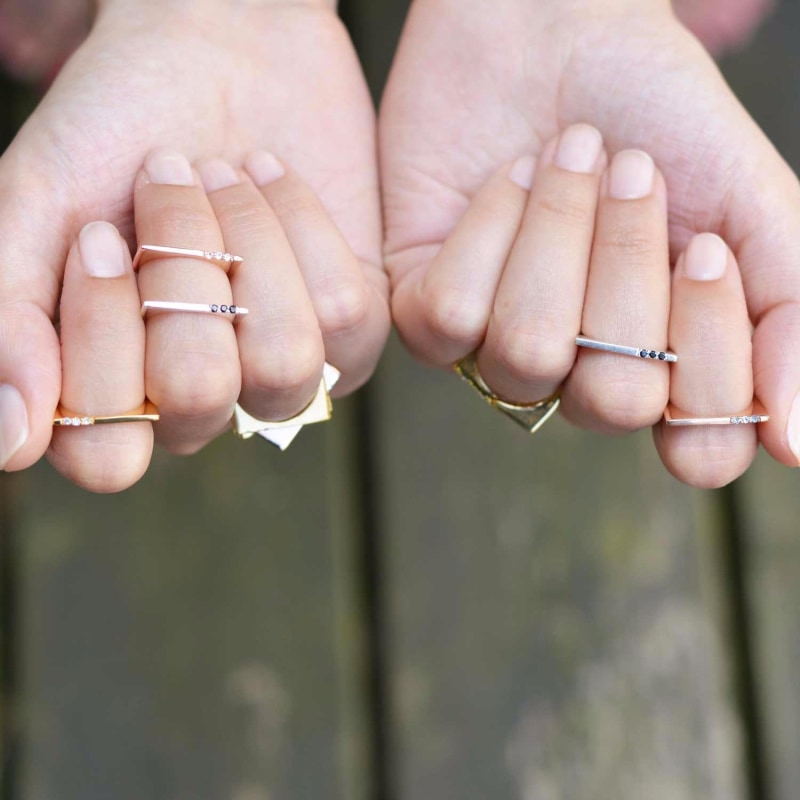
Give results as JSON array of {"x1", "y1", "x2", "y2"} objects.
[{"x1": 2, "y1": 1, "x2": 800, "y2": 799}]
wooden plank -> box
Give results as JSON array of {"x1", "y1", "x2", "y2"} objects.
[
  {"x1": 720, "y1": 4, "x2": 800, "y2": 799},
  {"x1": 10, "y1": 404, "x2": 371, "y2": 800},
  {"x1": 370, "y1": 337, "x2": 747, "y2": 799}
]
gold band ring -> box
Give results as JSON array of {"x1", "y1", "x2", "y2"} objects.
[
  {"x1": 54, "y1": 401, "x2": 160, "y2": 427},
  {"x1": 454, "y1": 353, "x2": 560, "y2": 435}
]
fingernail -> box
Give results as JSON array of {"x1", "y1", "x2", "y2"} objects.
[
  {"x1": 608, "y1": 149, "x2": 655, "y2": 200},
  {"x1": 0, "y1": 384, "x2": 29, "y2": 468},
  {"x1": 788, "y1": 391, "x2": 800, "y2": 465},
  {"x1": 144, "y1": 148, "x2": 194, "y2": 186},
  {"x1": 554, "y1": 124, "x2": 604, "y2": 174},
  {"x1": 79, "y1": 221, "x2": 126, "y2": 278},
  {"x1": 683, "y1": 233, "x2": 728, "y2": 281},
  {"x1": 508, "y1": 155, "x2": 537, "y2": 190},
  {"x1": 244, "y1": 151, "x2": 286, "y2": 187},
  {"x1": 197, "y1": 159, "x2": 240, "y2": 193}
]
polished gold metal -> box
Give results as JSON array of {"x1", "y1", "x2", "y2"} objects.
[
  {"x1": 232, "y1": 363, "x2": 341, "y2": 451},
  {"x1": 454, "y1": 352, "x2": 560, "y2": 434},
  {"x1": 132, "y1": 245, "x2": 243, "y2": 273},
  {"x1": 54, "y1": 401, "x2": 160, "y2": 426},
  {"x1": 664, "y1": 401, "x2": 769, "y2": 427}
]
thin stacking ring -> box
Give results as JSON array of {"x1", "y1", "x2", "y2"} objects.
[
  {"x1": 132, "y1": 245, "x2": 243, "y2": 273},
  {"x1": 664, "y1": 403, "x2": 768, "y2": 427},
  {"x1": 576, "y1": 335, "x2": 677, "y2": 363},
  {"x1": 454, "y1": 352, "x2": 560, "y2": 435},
  {"x1": 141, "y1": 301, "x2": 249, "y2": 319},
  {"x1": 54, "y1": 401, "x2": 160, "y2": 427}
]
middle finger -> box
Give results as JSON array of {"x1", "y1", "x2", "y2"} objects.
[{"x1": 134, "y1": 149, "x2": 240, "y2": 455}]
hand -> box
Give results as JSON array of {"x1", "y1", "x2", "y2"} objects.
[
  {"x1": 0, "y1": 0, "x2": 389, "y2": 483},
  {"x1": 50, "y1": 149, "x2": 375, "y2": 491},
  {"x1": 380, "y1": 0, "x2": 800, "y2": 476}
]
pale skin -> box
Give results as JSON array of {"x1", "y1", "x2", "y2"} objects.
[{"x1": 0, "y1": 0, "x2": 795, "y2": 491}]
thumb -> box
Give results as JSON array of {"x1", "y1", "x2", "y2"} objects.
[
  {"x1": 723, "y1": 149, "x2": 800, "y2": 467},
  {"x1": 0, "y1": 139, "x2": 72, "y2": 470}
]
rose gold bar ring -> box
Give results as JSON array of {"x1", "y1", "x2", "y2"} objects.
[
  {"x1": 664, "y1": 402, "x2": 769, "y2": 427},
  {"x1": 132, "y1": 245, "x2": 243, "y2": 274}
]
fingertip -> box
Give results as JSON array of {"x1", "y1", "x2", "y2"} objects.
[
  {"x1": 0, "y1": 383, "x2": 29, "y2": 469},
  {"x1": 77, "y1": 221, "x2": 129, "y2": 279},
  {"x1": 681, "y1": 232, "x2": 730, "y2": 282},
  {"x1": 508, "y1": 155, "x2": 537, "y2": 190},
  {"x1": 552, "y1": 123, "x2": 606, "y2": 175},
  {"x1": 244, "y1": 151, "x2": 286, "y2": 188},
  {"x1": 197, "y1": 158, "x2": 241, "y2": 194}
]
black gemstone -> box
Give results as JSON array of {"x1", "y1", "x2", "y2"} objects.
[
  {"x1": 220, "y1": 305, "x2": 228, "y2": 313},
  {"x1": 229, "y1": 305, "x2": 237, "y2": 314},
  {"x1": 640, "y1": 350, "x2": 647, "y2": 358},
  {"x1": 211, "y1": 304, "x2": 219, "y2": 312},
  {"x1": 658, "y1": 352, "x2": 666, "y2": 361},
  {"x1": 649, "y1": 351, "x2": 657, "y2": 359}
]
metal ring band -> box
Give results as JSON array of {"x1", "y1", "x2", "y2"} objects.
[
  {"x1": 132, "y1": 245, "x2": 243, "y2": 274},
  {"x1": 576, "y1": 335, "x2": 678, "y2": 363},
  {"x1": 664, "y1": 402, "x2": 769, "y2": 427},
  {"x1": 54, "y1": 401, "x2": 160, "y2": 427},
  {"x1": 141, "y1": 301, "x2": 249, "y2": 319},
  {"x1": 454, "y1": 352, "x2": 560, "y2": 435}
]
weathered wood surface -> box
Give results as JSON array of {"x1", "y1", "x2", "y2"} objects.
[
  {"x1": 369, "y1": 338, "x2": 745, "y2": 800},
  {"x1": 8, "y1": 405, "x2": 372, "y2": 800}
]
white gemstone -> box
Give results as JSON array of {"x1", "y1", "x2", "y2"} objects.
[
  {"x1": 82, "y1": 417, "x2": 92, "y2": 426},
  {"x1": 63, "y1": 418, "x2": 72, "y2": 425},
  {"x1": 214, "y1": 251, "x2": 223, "y2": 260},
  {"x1": 223, "y1": 253, "x2": 233, "y2": 262}
]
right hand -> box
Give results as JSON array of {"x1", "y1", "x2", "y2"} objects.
[{"x1": 0, "y1": 0, "x2": 389, "y2": 486}]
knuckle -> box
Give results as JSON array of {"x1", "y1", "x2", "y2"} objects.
[
  {"x1": 155, "y1": 356, "x2": 240, "y2": 418},
  {"x1": 215, "y1": 200, "x2": 275, "y2": 240},
  {"x1": 583, "y1": 376, "x2": 666, "y2": 431},
  {"x1": 492, "y1": 323, "x2": 575, "y2": 385},
  {"x1": 268, "y1": 190, "x2": 321, "y2": 225},
  {"x1": 149, "y1": 203, "x2": 215, "y2": 241},
  {"x1": 421, "y1": 285, "x2": 486, "y2": 347},
  {"x1": 244, "y1": 328, "x2": 325, "y2": 397},
  {"x1": 594, "y1": 221, "x2": 658, "y2": 263},
  {"x1": 315, "y1": 278, "x2": 370, "y2": 338},
  {"x1": 533, "y1": 186, "x2": 592, "y2": 226}
]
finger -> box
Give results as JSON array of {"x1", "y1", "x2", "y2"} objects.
[
  {"x1": 135, "y1": 149, "x2": 240, "y2": 455},
  {"x1": 47, "y1": 222, "x2": 151, "y2": 492},
  {"x1": 722, "y1": 149, "x2": 800, "y2": 467},
  {"x1": 654, "y1": 233, "x2": 758, "y2": 488},
  {"x1": 0, "y1": 149, "x2": 65, "y2": 471},
  {"x1": 562, "y1": 150, "x2": 671, "y2": 432},
  {"x1": 389, "y1": 156, "x2": 535, "y2": 368},
  {"x1": 477, "y1": 124, "x2": 607, "y2": 401},
  {"x1": 244, "y1": 151, "x2": 390, "y2": 396},
  {"x1": 197, "y1": 158, "x2": 325, "y2": 421}
]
